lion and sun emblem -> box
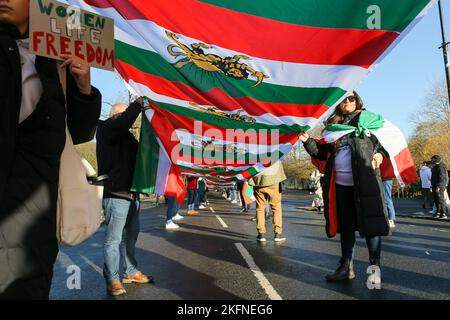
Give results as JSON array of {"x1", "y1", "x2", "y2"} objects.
[{"x1": 165, "y1": 30, "x2": 269, "y2": 88}]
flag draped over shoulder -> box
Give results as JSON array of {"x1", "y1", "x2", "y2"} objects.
[
  {"x1": 322, "y1": 111, "x2": 418, "y2": 186},
  {"x1": 67, "y1": 0, "x2": 434, "y2": 195}
]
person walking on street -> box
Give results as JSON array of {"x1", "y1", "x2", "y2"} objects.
[
  {"x1": 431, "y1": 155, "x2": 448, "y2": 220},
  {"x1": 380, "y1": 158, "x2": 397, "y2": 228},
  {"x1": 97, "y1": 99, "x2": 152, "y2": 296},
  {"x1": 248, "y1": 161, "x2": 287, "y2": 243},
  {"x1": 231, "y1": 182, "x2": 239, "y2": 204},
  {"x1": 186, "y1": 176, "x2": 199, "y2": 215},
  {"x1": 420, "y1": 161, "x2": 434, "y2": 214},
  {"x1": 197, "y1": 178, "x2": 207, "y2": 209},
  {"x1": 0, "y1": 0, "x2": 101, "y2": 299},
  {"x1": 382, "y1": 178, "x2": 396, "y2": 228},
  {"x1": 299, "y1": 91, "x2": 390, "y2": 286},
  {"x1": 237, "y1": 181, "x2": 249, "y2": 212},
  {"x1": 165, "y1": 195, "x2": 183, "y2": 230},
  {"x1": 310, "y1": 168, "x2": 324, "y2": 213}
]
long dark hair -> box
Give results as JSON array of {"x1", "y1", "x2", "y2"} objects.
[{"x1": 326, "y1": 91, "x2": 364, "y2": 125}]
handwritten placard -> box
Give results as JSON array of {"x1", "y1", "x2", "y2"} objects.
[{"x1": 29, "y1": 0, "x2": 115, "y2": 71}]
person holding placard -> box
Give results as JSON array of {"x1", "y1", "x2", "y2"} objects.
[{"x1": 0, "y1": 0, "x2": 101, "y2": 299}]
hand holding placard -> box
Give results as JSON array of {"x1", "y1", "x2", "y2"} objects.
[
  {"x1": 60, "y1": 54, "x2": 92, "y2": 95},
  {"x1": 30, "y1": 0, "x2": 114, "y2": 71}
]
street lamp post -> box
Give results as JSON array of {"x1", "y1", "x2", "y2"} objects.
[{"x1": 438, "y1": 0, "x2": 450, "y2": 106}]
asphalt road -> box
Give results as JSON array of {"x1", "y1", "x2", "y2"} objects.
[{"x1": 50, "y1": 190, "x2": 450, "y2": 300}]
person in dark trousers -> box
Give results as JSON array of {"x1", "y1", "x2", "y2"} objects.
[
  {"x1": 97, "y1": 99, "x2": 152, "y2": 296},
  {"x1": 0, "y1": 0, "x2": 101, "y2": 299},
  {"x1": 186, "y1": 176, "x2": 199, "y2": 215},
  {"x1": 430, "y1": 155, "x2": 448, "y2": 220},
  {"x1": 299, "y1": 91, "x2": 390, "y2": 285},
  {"x1": 237, "y1": 181, "x2": 248, "y2": 212},
  {"x1": 419, "y1": 161, "x2": 434, "y2": 213}
]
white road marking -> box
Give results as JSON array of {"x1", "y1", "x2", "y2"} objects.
[
  {"x1": 235, "y1": 243, "x2": 282, "y2": 300},
  {"x1": 209, "y1": 206, "x2": 215, "y2": 213},
  {"x1": 80, "y1": 255, "x2": 103, "y2": 276},
  {"x1": 280, "y1": 256, "x2": 334, "y2": 273},
  {"x1": 216, "y1": 215, "x2": 228, "y2": 228},
  {"x1": 432, "y1": 228, "x2": 450, "y2": 234}
]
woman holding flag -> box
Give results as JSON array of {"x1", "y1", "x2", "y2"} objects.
[{"x1": 298, "y1": 91, "x2": 391, "y2": 285}]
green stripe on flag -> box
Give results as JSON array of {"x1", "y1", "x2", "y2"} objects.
[
  {"x1": 131, "y1": 115, "x2": 160, "y2": 193},
  {"x1": 244, "y1": 184, "x2": 254, "y2": 198},
  {"x1": 179, "y1": 165, "x2": 259, "y2": 176},
  {"x1": 326, "y1": 111, "x2": 385, "y2": 136},
  {"x1": 153, "y1": 100, "x2": 310, "y2": 133},
  {"x1": 199, "y1": 0, "x2": 430, "y2": 32},
  {"x1": 179, "y1": 144, "x2": 284, "y2": 164},
  {"x1": 115, "y1": 40, "x2": 346, "y2": 107}
]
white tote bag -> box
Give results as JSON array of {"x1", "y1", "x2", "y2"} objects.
[{"x1": 56, "y1": 63, "x2": 103, "y2": 246}]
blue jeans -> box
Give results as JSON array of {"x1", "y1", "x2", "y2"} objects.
[
  {"x1": 187, "y1": 189, "x2": 197, "y2": 210},
  {"x1": 341, "y1": 231, "x2": 382, "y2": 262},
  {"x1": 166, "y1": 196, "x2": 180, "y2": 223},
  {"x1": 383, "y1": 179, "x2": 396, "y2": 221},
  {"x1": 232, "y1": 189, "x2": 238, "y2": 201},
  {"x1": 103, "y1": 197, "x2": 140, "y2": 283}
]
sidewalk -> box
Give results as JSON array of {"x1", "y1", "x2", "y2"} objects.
[
  {"x1": 393, "y1": 197, "x2": 449, "y2": 222},
  {"x1": 288, "y1": 189, "x2": 450, "y2": 222}
]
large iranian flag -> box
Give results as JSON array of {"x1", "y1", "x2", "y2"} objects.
[{"x1": 66, "y1": 0, "x2": 434, "y2": 198}]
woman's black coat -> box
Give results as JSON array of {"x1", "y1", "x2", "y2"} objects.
[
  {"x1": 303, "y1": 113, "x2": 390, "y2": 238},
  {"x1": 0, "y1": 27, "x2": 101, "y2": 299}
]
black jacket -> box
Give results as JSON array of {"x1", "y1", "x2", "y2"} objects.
[
  {"x1": 0, "y1": 27, "x2": 101, "y2": 299},
  {"x1": 303, "y1": 112, "x2": 390, "y2": 238},
  {"x1": 96, "y1": 102, "x2": 142, "y2": 200},
  {"x1": 431, "y1": 162, "x2": 449, "y2": 188}
]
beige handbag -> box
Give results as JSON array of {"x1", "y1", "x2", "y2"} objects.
[{"x1": 56, "y1": 63, "x2": 103, "y2": 246}]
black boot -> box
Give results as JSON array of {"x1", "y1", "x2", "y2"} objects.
[{"x1": 325, "y1": 258, "x2": 356, "y2": 281}]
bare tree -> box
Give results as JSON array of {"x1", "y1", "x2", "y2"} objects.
[{"x1": 408, "y1": 81, "x2": 450, "y2": 164}]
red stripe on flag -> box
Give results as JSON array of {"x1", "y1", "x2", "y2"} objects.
[
  {"x1": 153, "y1": 107, "x2": 300, "y2": 146},
  {"x1": 380, "y1": 148, "x2": 418, "y2": 185},
  {"x1": 85, "y1": 0, "x2": 398, "y2": 68},
  {"x1": 116, "y1": 60, "x2": 330, "y2": 118}
]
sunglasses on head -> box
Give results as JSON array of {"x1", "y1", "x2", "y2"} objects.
[{"x1": 342, "y1": 96, "x2": 357, "y2": 103}]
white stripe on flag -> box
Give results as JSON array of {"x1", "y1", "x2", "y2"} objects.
[
  {"x1": 371, "y1": 120, "x2": 409, "y2": 186},
  {"x1": 155, "y1": 146, "x2": 171, "y2": 195},
  {"x1": 175, "y1": 129, "x2": 294, "y2": 153},
  {"x1": 144, "y1": 109, "x2": 173, "y2": 195},
  {"x1": 126, "y1": 80, "x2": 320, "y2": 128},
  {"x1": 67, "y1": 0, "x2": 369, "y2": 91}
]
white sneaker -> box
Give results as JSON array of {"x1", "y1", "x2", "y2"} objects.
[
  {"x1": 165, "y1": 222, "x2": 180, "y2": 230},
  {"x1": 172, "y1": 213, "x2": 184, "y2": 221},
  {"x1": 388, "y1": 220, "x2": 396, "y2": 228},
  {"x1": 199, "y1": 205, "x2": 206, "y2": 209},
  {"x1": 231, "y1": 200, "x2": 237, "y2": 204},
  {"x1": 367, "y1": 267, "x2": 382, "y2": 289}
]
